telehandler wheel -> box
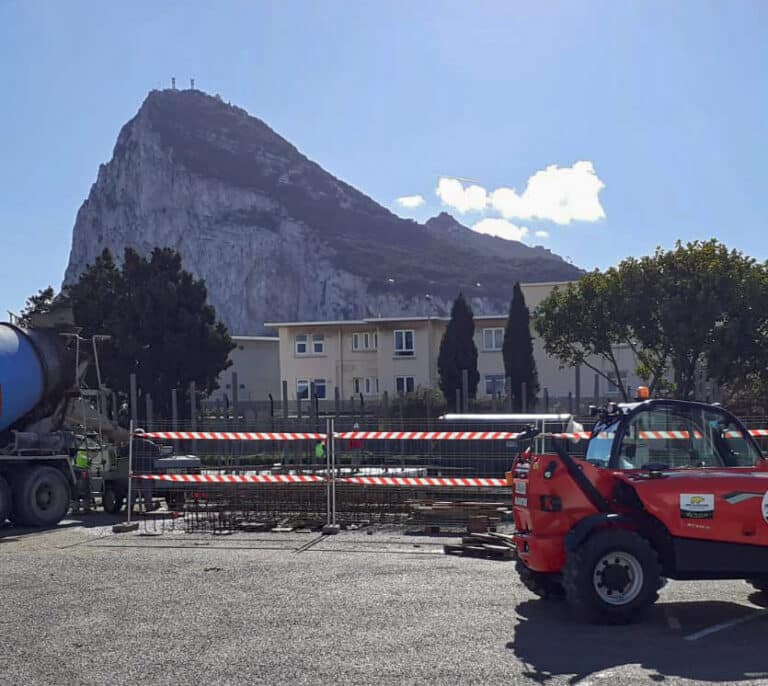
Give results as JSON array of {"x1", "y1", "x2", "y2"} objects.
[
  {"x1": 102, "y1": 487, "x2": 124, "y2": 514},
  {"x1": 12, "y1": 466, "x2": 71, "y2": 528},
  {"x1": 0, "y1": 474, "x2": 12, "y2": 523},
  {"x1": 563, "y1": 528, "x2": 661, "y2": 625},
  {"x1": 516, "y1": 559, "x2": 564, "y2": 599}
]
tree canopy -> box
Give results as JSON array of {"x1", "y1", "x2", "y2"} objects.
[
  {"x1": 69, "y1": 247, "x2": 234, "y2": 416},
  {"x1": 438, "y1": 293, "x2": 479, "y2": 409},
  {"x1": 502, "y1": 282, "x2": 539, "y2": 411},
  {"x1": 17, "y1": 286, "x2": 55, "y2": 327},
  {"x1": 534, "y1": 240, "x2": 768, "y2": 400}
]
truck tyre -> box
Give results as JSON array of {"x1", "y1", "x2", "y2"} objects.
[
  {"x1": 102, "y1": 487, "x2": 124, "y2": 514},
  {"x1": 0, "y1": 474, "x2": 11, "y2": 523},
  {"x1": 563, "y1": 528, "x2": 661, "y2": 624},
  {"x1": 13, "y1": 466, "x2": 71, "y2": 528},
  {"x1": 516, "y1": 559, "x2": 564, "y2": 599}
]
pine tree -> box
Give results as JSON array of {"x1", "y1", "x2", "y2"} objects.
[
  {"x1": 438, "y1": 293, "x2": 479, "y2": 410},
  {"x1": 503, "y1": 282, "x2": 539, "y2": 411}
]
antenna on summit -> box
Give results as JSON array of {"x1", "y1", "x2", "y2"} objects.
[
  {"x1": 171, "y1": 76, "x2": 176, "y2": 90},
  {"x1": 190, "y1": 77, "x2": 195, "y2": 90}
]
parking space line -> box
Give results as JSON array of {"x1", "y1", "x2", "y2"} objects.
[{"x1": 683, "y1": 609, "x2": 768, "y2": 641}]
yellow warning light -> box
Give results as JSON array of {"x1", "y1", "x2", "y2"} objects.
[{"x1": 636, "y1": 386, "x2": 650, "y2": 400}]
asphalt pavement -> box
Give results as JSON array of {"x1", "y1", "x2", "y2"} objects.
[{"x1": 2, "y1": 516, "x2": 768, "y2": 686}]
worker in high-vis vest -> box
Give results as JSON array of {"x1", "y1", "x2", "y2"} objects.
[
  {"x1": 315, "y1": 439, "x2": 326, "y2": 463},
  {"x1": 71, "y1": 441, "x2": 93, "y2": 513}
]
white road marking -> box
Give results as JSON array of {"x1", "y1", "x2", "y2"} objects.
[{"x1": 683, "y1": 609, "x2": 768, "y2": 641}]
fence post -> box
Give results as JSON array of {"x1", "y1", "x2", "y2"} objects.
[
  {"x1": 126, "y1": 419, "x2": 134, "y2": 525},
  {"x1": 544, "y1": 387, "x2": 549, "y2": 413},
  {"x1": 455, "y1": 388, "x2": 462, "y2": 414},
  {"x1": 506, "y1": 376, "x2": 513, "y2": 411},
  {"x1": 461, "y1": 369, "x2": 469, "y2": 413},
  {"x1": 145, "y1": 394, "x2": 153, "y2": 429},
  {"x1": 190, "y1": 381, "x2": 197, "y2": 453},
  {"x1": 575, "y1": 366, "x2": 581, "y2": 416},
  {"x1": 171, "y1": 388, "x2": 179, "y2": 453},
  {"x1": 325, "y1": 417, "x2": 331, "y2": 526},
  {"x1": 231, "y1": 372, "x2": 239, "y2": 418},
  {"x1": 568, "y1": 391, "x2": 573, "y2": 415},
  {"x1": 129, "y1": 374, "x2": 138, "y2": 427},
  {"x1": 309, "y1": 382, "x2": 316, "y2": 422},
  {"x1": 334, "y1": 386, "x2": 340, "y2": 416},
  {"x1": 521, "y1": 382, "x2": 528, "y2": 413},
  {"x1": 331, "y1": 416, "x2": 336, "y2": 526},
  {"x1": 282, "y1": 380, "x2": 289, "y2": 419}
]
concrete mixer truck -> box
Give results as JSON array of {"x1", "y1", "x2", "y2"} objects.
[{"x1": 0, "y1": 321, "x2": 88, "y2": 527}]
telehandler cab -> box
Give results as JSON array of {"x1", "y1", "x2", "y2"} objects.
[{"x1": 511, "y1": 393, "x2": 768, "y2": 624}]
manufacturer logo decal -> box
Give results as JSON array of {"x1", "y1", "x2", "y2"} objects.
[
  {"x1": 514, "y1": 496, "x2": 528, "y2": 507},
  {"x1": 680, "y1": 493, "x2": 714, "y2": 519},
  {"x1": 515, "y1": 481, "x2": 527, "y2": 495}
]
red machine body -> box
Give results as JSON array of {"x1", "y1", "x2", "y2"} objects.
[{"x1": 511, "y1": 398, "x2": 768, "y2": 622}]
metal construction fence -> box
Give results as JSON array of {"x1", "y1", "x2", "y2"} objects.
[{"x1": 122, "y1": 413, "x2": 768, "y2": 535}]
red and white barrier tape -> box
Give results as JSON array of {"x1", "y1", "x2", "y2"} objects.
[
  {"x1": 336, "y1": 431, "x2": 522, "y2": 441},
  {"x1": 134, "y1": 431, "x2": 326, "y2": 441},
  {"x1": 132, "y1": 473, "x2": 325, "y2": 484},
  {"x1": 337, "y1": 475, "x2": 507, "y2": 487},
  {"x1": 131, "y1": 473, "x2": 507, "y2": 487},
  {"x1": 133, "y1": 428, "x2": 768, "y2": 443}
]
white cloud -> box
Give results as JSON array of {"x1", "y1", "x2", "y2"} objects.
[
  {"x1": 396, "y1": 194, "x2": 425, "y2": 208},
  {"x1": 471, "y1": 218, "x2": 529, "y2": 242},
  {"x1": 535, "y1": 230, "x2": 550, "y2": 239},
  {"x1": 490, "y1": 161, "x2": 605, "y2": 225},
  {"x1": 436, "y1": 177, "x2": 487, "y2": 213}
]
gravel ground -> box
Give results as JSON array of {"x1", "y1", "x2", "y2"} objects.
[{"x1": 2, "y1": 516, "x2": 768, "y2": 686}]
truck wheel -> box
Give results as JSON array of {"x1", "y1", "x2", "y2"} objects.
[
  {"x1": 0, "y1": 474, "x2": 11, "y2": 523},
  {"x1": 102, "y1": 487, "x2": 124, "y2": 514},
  {"x1": 563, "y1": 528, "x2": 661, "y2": 624},
  {"x1": 13, "y1": 466, "x2": 71, "y2": 528},
  {"x1": 516, "y1": 559, "x2": 564, "y2": 599}
]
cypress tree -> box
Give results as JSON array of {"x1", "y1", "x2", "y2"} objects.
[
  {"x1": 503, "y1": 282, "x2": 539, "y2": 411},
  {"x1": 438, "y1": 293, "x2": 480, "y2": 410}
]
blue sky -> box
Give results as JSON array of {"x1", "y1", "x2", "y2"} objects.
[{"x1": 1, "y1": 0, "x2": 766, "y2": 316}]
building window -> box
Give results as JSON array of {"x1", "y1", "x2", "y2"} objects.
[
  {"x1": 396, "y1": 376, "x2": 415, "y2": 394},
  {"x1": 295, "y1": 334, "x2": 308, "y2": 355},
  {"x1": 483, "y1": 328, "x2": 504, "y2": 351},
  {"x1": 606, "y1": 370, "x2": 628, "y2": 396},
  {"x1": 297, "y1": 379, "x2": 327, "y2": 399},
  {"x1": 313, "y1": 379, "x2": 327, "y2": 399},
  {"x1": 484, "y1": 374, "x2": 506, "y2": 395},
  {"x1": 353, "y1": 377, "x2": 379, "y2": 396},
  {"x1": 297, "y1": 379, "x2": 309, "y2": 399},
  {"x1": 352, "y1": 331, "x2": 377, "y2": 351},
  {"x1": 394, "y1": 330, "x2": 414, "y2": 357},
  {"x1": 312, "y1": 334, "x2": 325, "y2": 354}
]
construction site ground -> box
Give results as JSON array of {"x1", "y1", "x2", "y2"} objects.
[{"x1": 2, "y1": 515, "x2": 768, "y2": 686}]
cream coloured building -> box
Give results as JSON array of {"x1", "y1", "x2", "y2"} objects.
[
  {"x1": 265, "y1": 282, "x2": 643, "y2": 403},
  {"x1": 208, "y1": 335, "x2": 281, "y2": 404}
]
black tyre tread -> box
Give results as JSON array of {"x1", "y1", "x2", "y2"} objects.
[
  {"x1": 563, "y1": 528, "x2": 661, "y2": 625},
  {"x1": 102, "y1": 487, "x2": 124, "y2": 514},
  {"x1": 13, "y1": 466, "x2": 70, "y2": 528},
  {"x1": 516, "y1": 559, "x2": 564, "y2": 599},
  {"x1": 0, "y1": 474, "x2": 11, "y2": 522}
]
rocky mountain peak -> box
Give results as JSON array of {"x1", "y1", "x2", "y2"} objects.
[{"x1": 65, "y1": 89, "x2": 582, "y2": 334}]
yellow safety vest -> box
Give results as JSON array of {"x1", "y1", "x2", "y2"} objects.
[{"x1": 74, "y1": 451, "x2": 89, "y2": 470}]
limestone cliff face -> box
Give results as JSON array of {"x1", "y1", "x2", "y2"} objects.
[{"x1": 65, "y1": 89, "x2": 582, "y2": 333}]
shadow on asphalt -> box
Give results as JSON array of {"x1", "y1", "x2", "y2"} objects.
[
  {"x1": 0, "y1": 511, "x2": 125, "y2": 539},
  {"x1": 508, "y1": 598, "x2": 768, "y2": 684}
]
